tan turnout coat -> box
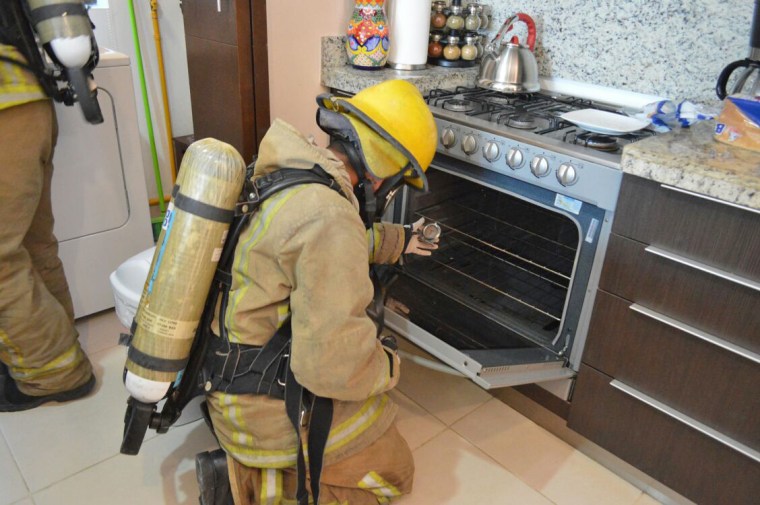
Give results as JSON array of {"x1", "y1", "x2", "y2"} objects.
[{"x1": 206, "y1": 119, "x2": 412, "y2": 503}]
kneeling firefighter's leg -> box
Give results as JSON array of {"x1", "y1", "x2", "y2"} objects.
[{"x1": 196, "y1": 448, "x2": 234, "y2": 505}]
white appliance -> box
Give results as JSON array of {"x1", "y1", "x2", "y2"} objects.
[{"x1": 51, "y1": 49, "x2": 154, "y2": 319}]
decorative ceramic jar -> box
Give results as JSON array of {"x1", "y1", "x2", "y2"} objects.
[{"x1": 346, "y1": 0, "x2": 390, "y2": 69}]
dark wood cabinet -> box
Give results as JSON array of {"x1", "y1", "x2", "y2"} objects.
[
  {"x1": 181, "y1": 0, "x2": 270, "y2": 163},
  {"x1": 568, "y1": 174, "x2": 760, "y2": 505},
  {"x1": 571, "y1": 365, "x2": 760, "y2": 505}
]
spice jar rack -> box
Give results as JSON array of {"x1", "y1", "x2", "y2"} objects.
[{"x1": 428, "y1": 0, "x2": 491, "y2": 68}]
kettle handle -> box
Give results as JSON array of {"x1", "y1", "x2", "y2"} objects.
[
  {"x1": 716, "y1": 59, "x2": 751, "y2": 99},
  {"x1": 489, "y1": 13, "x2": 537, "y2": 52}
]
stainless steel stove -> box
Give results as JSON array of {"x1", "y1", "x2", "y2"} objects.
[
  {"x1": 425, "y1": 86, "x2": 656, "y2": 210},
  {"x1": 383, "y1": 85, "x2": 661, "y2": 395}
]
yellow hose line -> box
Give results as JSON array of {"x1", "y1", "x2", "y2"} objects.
[{"x1": 150, "y1": 0, "x2": 177, "y2": 184}]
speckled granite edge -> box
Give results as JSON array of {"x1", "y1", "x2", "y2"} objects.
[
  {"x1": 621, "y1": 121, "x2": 760, "y2": 211},
  {"x1": 321, "y1": 36, "x2": 479, "y2": 96}
]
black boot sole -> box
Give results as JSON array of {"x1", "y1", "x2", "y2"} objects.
[{"x1": 0, "y1": 374, "x2": 96, "y2": 412}]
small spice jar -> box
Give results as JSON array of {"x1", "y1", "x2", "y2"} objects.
[
  {"x1": 464, "y1": 4, "x2": 481, "y2": 31},
  {"x1": 430, "y1": 1, "x2": 447, "y2": 30},
  {"x1": 443, "y1": 34, "x2": 462, "y2": 60},
  {"x1": 445, "y1": 4, "x2": 465, "y2": 31},
  {"x1": 461, "y1": 34, "x2": 478, "y2": 61},
  {"x1": 478, "y1": 4, "x2": 489, "y2": 30},
  {"x1": 475, "y1": 34, "x2": 486, "y2": 59},
  {"x1": 428, "y1": 32, "x2": 444, "y2": 58}
]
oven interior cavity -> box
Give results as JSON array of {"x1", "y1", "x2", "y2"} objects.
[{"x1": 387, "y1": 169, "x2": 579, "y2": 356}]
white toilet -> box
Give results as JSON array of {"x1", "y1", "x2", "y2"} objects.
[
  {"x1": 109, "y1": 246, "x2": 155, "y2": 328},
  {"x1": 109, "y1": 247, "x2": 203, "y2": 426}
]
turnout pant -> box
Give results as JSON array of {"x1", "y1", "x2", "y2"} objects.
[
  {"x1": 228, "y1": 423, "x2": 414, "y2": 505},
  {"x1": 0, "y1": 100, "x2": 92, "y2": 395}
]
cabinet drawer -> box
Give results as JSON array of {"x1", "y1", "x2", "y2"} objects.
[
  {"x1": 584, "y1": 290, "x2": 760, "y2": 450},
  {"x1": 613, "y1": 174, "x2": 760, "y2": 282},
  {"x1": 600, "y1": 234, "x2": 760, "y2": 354},
  {"x1": 568, "y1": 365, "x2": 760, "y2": 505}
]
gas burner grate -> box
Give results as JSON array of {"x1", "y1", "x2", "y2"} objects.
[{"x1": 426, "y1": 86, "x2": 660, "y2": 153}]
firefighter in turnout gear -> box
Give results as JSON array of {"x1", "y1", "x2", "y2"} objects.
[
  {"x1": 201, "y1": 80, "x2": 438, "y2": 504},
  {"x1": 0, "y1": 0, "x2": 99, "y2": 411}
]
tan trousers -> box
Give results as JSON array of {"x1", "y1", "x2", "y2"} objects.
[
  {"x1": 228, "y1": 423, "x2": 414, "y2": 505},
  {"x1": 0, "y1": 100, "x2": 92, "y2": 395}
]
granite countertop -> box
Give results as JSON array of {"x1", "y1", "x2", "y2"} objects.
[
  {"x1": 621, "y1": 121, "x2": 760, "y2": 211},
  {"x1": 321, "y1": 36, "x2": 479, "y2": 96}
]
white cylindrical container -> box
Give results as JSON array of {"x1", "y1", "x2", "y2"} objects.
[{"x1": 387, "y1": 0, "x2": 432, "y2": 70}]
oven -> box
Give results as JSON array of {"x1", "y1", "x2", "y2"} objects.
[{"x1": 382, "y1": 86, "x2": 657, "y2": 394}]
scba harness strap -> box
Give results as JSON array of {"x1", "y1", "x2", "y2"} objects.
[{"x1": 200, "y1": 164, "x2": 343, "y2": 505}]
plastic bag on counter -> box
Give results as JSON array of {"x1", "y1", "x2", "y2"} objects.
[
  {"x1": 632, "y1": 100, "x2": 716, "y2": 132},
  {"x1": 714, "y1": 95, "x2": 760, "y2": 153}
]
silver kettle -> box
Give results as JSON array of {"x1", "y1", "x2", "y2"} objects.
[{"x1": 477, "y1": 13, "x2": 540, "y2": 93}]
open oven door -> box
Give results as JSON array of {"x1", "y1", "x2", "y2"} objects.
[{"x1": 382, "y1": 158, "x2": 608, "y2": 389}]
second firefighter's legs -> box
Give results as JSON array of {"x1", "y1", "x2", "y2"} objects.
[{"x1": 0, "y1": 100, "x2": 93, "y2": 406}]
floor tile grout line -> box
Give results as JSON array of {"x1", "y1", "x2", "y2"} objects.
[{"x1": 0, "y1": 423, "x2": 32, "y2": 504}]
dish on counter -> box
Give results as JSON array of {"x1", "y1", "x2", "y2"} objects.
[{"x1": 560, "y1": 109, "x2": 650, "y2": 135}]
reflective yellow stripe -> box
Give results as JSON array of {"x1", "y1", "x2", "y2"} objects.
[
  {"x1": 0, "y1": 45, "x2": 45, "y2": 110},
  {"x1": 358, "y1": 471, "x2": 401, "y2": 502},
  {"x1": 223, "y1": 394, "x2": 389, "y2": 467},
  {"x1": 261, "y1": 468, "x2": 283, "y2": 505},
  {"x1": 0, "y1": 328, "x2": 24, "y2": 367},
  {"x1": 226, "y1": 185, "x2": 308, "y2": 342},
  {"x1": 366, "y1": 226, "x2": 376, "y2": 263},
  {"x1": 323, "y1": 395, "x2": 388, "y2": 454},
  {"x1": 8, "y1": 342, "x2": 84, "y2": 380},
  {"x1": 276, "y1": 302, "x2": 290, "y2": 327},
  {"x1": 220, "y1": 393, "x2": 253, "y2": 448}
]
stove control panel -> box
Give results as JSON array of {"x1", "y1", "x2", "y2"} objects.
[{"x1": 433, "y1": 117, "x2": 622, "y2": 211}]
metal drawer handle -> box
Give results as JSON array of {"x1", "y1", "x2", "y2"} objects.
[
  {"x1": 610, "y1": 379, "x2": 760, "y2": 464},
  {"x1": 660, "y1": 184, "x2": 760, "y2": 216},
  {"x1": 629, "y1": 303, "x2": 760, "y2": 366},
  {"x1": 644, "y1": 245, "x2": 760, "y2": 294}
]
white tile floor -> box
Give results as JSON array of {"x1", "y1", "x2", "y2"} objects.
[{"x1": 0, "y1": 310, "x2": 666, "y2": 505}]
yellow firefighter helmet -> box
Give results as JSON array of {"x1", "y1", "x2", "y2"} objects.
[{"x1": 317, "y1": 80, "x2": 437, "y2": 190}]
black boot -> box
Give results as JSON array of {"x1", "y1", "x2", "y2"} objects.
[
  {"x1": 196, "y1": 448, "x2": 234, "y2": 505},
  {"x1": 0, "y1": 369, "x2": 95, "y2": 413}
]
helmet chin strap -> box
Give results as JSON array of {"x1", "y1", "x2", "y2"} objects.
[{"x1": 333, "y1": 139, "x2": 381, "y2": 227}]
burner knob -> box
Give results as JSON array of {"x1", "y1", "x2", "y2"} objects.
[
  {"x1": 530, "y1": 156, "x2": 550, "y2": 178},
  {"x1": 483, "y1": 141, "x2": 500, "y2": 162},
  {"x1": 506, "y1": 147, "x2": 524, "y2": 169},
  {"x1": 441, "y1": 127, "x2": 457, "y2": 149},
  {"x1": 461, "y1": 134, "x2": 478, "y2": 155},
  {"x1": 557, "y1": 163, "x2": 578, "y2": 186}
]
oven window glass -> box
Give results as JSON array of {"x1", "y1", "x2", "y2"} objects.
[{"x1": 388, "y1": 169, "x2": 579, "y2": 352}]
